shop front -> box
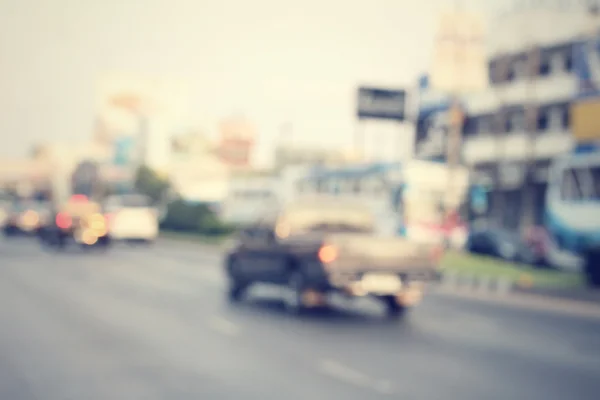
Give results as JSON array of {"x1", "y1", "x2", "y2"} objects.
[{"x1": 469, "y1": 159, "x2": 551, "y2": 230}]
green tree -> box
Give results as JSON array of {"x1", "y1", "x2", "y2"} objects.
[{"x1": 134, "y1": 166, "x2": 170, "y2": 204}]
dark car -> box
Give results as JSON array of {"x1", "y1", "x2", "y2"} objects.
[
  {"x1": 38, "y1": 194, "x2": 111, "y2": 250},
  {"x1": 466, "y1": 227, "x2": 536, "y2": 264},
  {"x1": 3, "y1": 200, "x2": 51, "y2": 236},
  {"x1": 224, "y1": 197, "x2": 444, "y2": 318}
]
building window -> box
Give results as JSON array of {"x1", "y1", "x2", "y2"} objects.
[
  {"x1": 492, "y1": 113, "x2": 507, "y2": 134},
  {"x1": 549, "y1": 107, "x2": 563, "y2": 130},
  {"x1": 564, "y1": 51, "x2": 573, "y2": 72},
  {"x1": 477, "y1": 116, "x2": 492, "y2": 135},
  {"x1": 562, "y1": 106, "x2": 570, "y2": 129},
  {"x1": 550, "y1": 53, "x2": 565, "y2": 74},
  {"x1": 507, "y1": 111, "x2": 525, "y2": 132},
  {"x1": 513, "y1": 59, "x2": 526, "y2": 80},
  {"x1": 537, "y1": 110, "x2": 549, "y2": 132},
  {"x1": 507, "y1": 62, "x2": 515, "y2": 81},
  {"x1": 463, "y1": 116, "x2": 476, "y2": 137},
  {"x1": 539, "y1": 55, "x2": 551, "y2": 77}
]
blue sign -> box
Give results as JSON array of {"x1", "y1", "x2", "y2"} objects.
[
  {"x1": 575, "y1": 143, "x2": 600, "y2": 154},
  {"x1": 470, "y1": 185, "x2": 488, "y2": 215},
  {"x1": 114, "y1": 137, "x2": 135, "y2": 166}
]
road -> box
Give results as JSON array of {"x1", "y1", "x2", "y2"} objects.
[{"x1": 1, "y1": 237, "x2": 600, "y2": 400}]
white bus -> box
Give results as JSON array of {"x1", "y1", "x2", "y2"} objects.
[
  {"x1": 294, "y1": 161, "x2": 470, "y2": 248},
  {"x1": 545, "y1": 150, "x2": 600, "y2": 281}
]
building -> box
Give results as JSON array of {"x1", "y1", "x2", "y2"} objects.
[
  {"x1": 414, "y1": 7, "x2": 594, "y2": 231},
  {"x1": 273, "y1": 145, "x2": 356, "y2": 170},
  {"x1": 220, "y1": 170, "x2": 279, "y2": 225},
  {"x1": 216, "y1": 116, "x2": 256, "y2": 170},
  {"x1": 167, "y1": 130, "x2": 231, "y2": 205}
]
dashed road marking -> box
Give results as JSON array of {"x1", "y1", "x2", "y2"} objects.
[
  {"x1": 317, "y1": 358, "x2": 396, "y2": 395},
  {"x1": 207, "y1": 316, "x2": 241, "y2": 337},
  {"x1": 317, "y1": 359, "x2": 371, "y2": 388}
]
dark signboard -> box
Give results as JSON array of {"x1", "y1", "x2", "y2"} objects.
[{"x1": 357, "y1": 87, "x2": 406, "y2": 121}]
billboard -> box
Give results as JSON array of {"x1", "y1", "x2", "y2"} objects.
[
  {"x1": 114, "y1": 136, "x2": 136, "y2": 166},
  {"x1": 572, "y1": 34, "x2": 600, "y2": 143},
  {"x1": 415, "y1": 103, "x2": 449, "y2": 160},
  {"x1": 430, "y1": 11, "x2": 488, "y2": 93},
  {"x1": 356, "y1": 87, "x2": 406, "y2": 121}
]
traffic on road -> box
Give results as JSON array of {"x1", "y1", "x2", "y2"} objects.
[{"x1": 1, "y1": 236, "x2": 600, "y2": 400}]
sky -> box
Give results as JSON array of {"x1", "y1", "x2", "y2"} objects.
[{"x1": 0, "y1": 0, "x2": 502, "y2": 167}]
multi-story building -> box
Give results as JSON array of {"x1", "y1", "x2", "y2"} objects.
[
  {"x1": 220, "y1": 170, "x2": 279, "y2": 225},
  {"x1": 216, "y1": 116, "x2": 256, "y2": 170},
  {"x1": 273, "y1": 145, "x2": 357, "y2": 170},
  {"x1": 414, "y1": 7, "x2": 594, "y2": 230}
]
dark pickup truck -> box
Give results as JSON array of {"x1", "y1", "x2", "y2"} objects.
[{"x1": 224, "y1": 197, "x2": 444, "y2": 317}]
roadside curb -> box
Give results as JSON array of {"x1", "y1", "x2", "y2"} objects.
[{"x1": 439, "y1": 271, "x2": 600, "y2": 306}]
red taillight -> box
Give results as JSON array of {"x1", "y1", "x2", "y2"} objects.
[
  {"x1": 56, "y1": 212, "x2": 72, "y2": 229},
  {"x1": 71, "y1": 194, "x2": 88, "y2": 203},
  {"x1": 318, "y1": 245, "x2": 338, "y2": 264}
]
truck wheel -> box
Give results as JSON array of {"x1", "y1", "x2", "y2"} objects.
[
  {"x1": 584, "y1": 249, "x2": 600, "y2": 288},
  {"x1": 283, "y1": 271, "x2": 307, "y2": 315},
  {"x1": 381, "y1": 295, "x2": 408, "y2": 319},
  {"x1": 97, "y1": 236, "x2": 111, "y2": 251},
  {"x1": 54, "y1": 233, "x2": 67, "y2": 250},
  {"x1": 226, "y1": 259, "x2": 247, "y2": 302},
  {"x1": 227, "y1": 281, "x2": 247, "y2": 302}
]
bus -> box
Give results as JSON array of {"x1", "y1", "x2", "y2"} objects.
[
  {"x1": 545, "y1": 150, "x2": 600, "y2": 285},
  {"x1": 294, "y1": 160, "x2": 470, "y2": 248}
]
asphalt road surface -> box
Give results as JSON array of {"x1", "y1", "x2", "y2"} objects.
[{"x1": 1, "y1": 237, "x2": 600, "y2": 400}]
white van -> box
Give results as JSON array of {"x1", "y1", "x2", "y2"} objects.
[{"x1": 104, "y1": 194, "x2": 159, "y2": 243}]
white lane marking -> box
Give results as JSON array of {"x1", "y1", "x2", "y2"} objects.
[
  {"x1": 317, "y1": 359, "x2": 396, "y2": 394},
  {"x1": 317, "y1": 359, "x2": 372, "y2": 388},
  {"x1": 207, "y1": 316, "x2": 240, "y2": 337}
]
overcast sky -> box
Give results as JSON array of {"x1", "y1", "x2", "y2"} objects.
[{"x1": 0, "y1": 0, "x2": 504, "y2": 166}]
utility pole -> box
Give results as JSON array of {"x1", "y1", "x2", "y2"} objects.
[
  {"x1": 519, "y1": 10, "x2": 540, "y2": 233},
  {"x1": 444, "y1": 0, "x2": 466, "y2": 231}
]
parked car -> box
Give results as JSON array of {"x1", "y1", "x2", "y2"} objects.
[{"x1": 466, "y1": 227, "x2": 536, "y2": 264}]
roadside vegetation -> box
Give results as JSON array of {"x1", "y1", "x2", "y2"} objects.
[
  {"x1": 442, "y1": 251, "x2": 583, "y2": 290},
  {"x1": 134, "y1": 166, "x2": 235, "y2": 239}
]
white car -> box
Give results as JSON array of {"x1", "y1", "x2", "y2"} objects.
[{"x1": 104, "y1": 194, "x2": 159, "y2": 243}]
